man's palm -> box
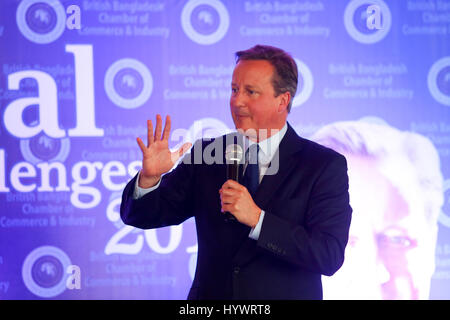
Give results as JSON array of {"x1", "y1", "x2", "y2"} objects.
[{"x1": 137, "y1": 115, "x2": 191, "y2": 187}]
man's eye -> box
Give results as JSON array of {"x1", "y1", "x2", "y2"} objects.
[
  {"x1": 231, "y1": 88, "x2": 238, "y2": 93},
  {"x1": 376, "y1": 234, "x2": 416, "y2": 249},
  {"x1": 247, "y1": 89, "x2": 255, "y2": 95}
]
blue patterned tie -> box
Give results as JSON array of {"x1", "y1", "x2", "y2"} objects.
[{"x1": 242, "y1": 144, "x2": 259, "y2": 197}]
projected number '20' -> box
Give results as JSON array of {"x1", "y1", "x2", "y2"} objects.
[
  {"x1": 104, "y1": 196, "x2": 196, "y2": 255},
  {"x1": 102, "y1": 118, "x2": 229, "y2": 258}
]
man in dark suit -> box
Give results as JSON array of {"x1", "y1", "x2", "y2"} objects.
[{"x1": 121, "y1": 45, "x2": 352, "y2": 299}]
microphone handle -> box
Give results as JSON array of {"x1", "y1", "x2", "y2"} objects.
[{"x1": 224, "y1": 162, "x2": 240, "y2": 221}]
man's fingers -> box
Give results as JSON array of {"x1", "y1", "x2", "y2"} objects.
[
  {"x1": 219, "y1": 187, "x2": 236, "y2": 197},
  {"x1": 179, "y1": 142, "x2": 192, "y2": 156},
  {"x1": 220, "y1": 194, "x2": 236, "y2": 205},
  {"x1": 147, "y1": 119, "x2": 154, "y2": 147},
  {"x1": 170, "y1": 142, "x2": 192, "y2": 164},
  {"x1": 162, "y1": 115, "x2": 171, "y2": 141},
  {"x1": 137, "y1": 137, "x2": 146, "y2": 153},
  {"x1": 222, "y1": 179, "x2": 244, "y2": 190},
  {"x1": 155, "y1": 114, "x2": 162, "y2": 141},
  {"x1": 221, "y1": 203, "x2": 232, "y2": 213}
]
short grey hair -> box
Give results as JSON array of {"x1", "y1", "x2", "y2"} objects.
[{"x1": 312, "y1": 120, "x2": 444, "y2": 227}]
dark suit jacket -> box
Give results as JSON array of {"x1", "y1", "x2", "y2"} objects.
[{"x1": 120, "y1": 123, "x2": 352, "y2": 300}]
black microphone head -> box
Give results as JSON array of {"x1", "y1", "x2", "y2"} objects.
[{"x1": 225, "y1": 144, "x2": 243, "y2": 164}]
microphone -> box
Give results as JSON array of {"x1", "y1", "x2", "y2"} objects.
[{"x1": 224, "y1": 143, "x2": 243, "y2": 221}]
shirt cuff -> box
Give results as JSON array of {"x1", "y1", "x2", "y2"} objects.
[
  {"x1": 248, "y1": 210, "x2": 265, "y2": 240},
  {"x1": 133, "y1": 171, "x2": 161, "y2": 199}
]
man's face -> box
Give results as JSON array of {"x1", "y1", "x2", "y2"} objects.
[
  {"x1": 323, "y1": 155, "x2": 437, "y2": 299},
  {"x1": 230, "y1": 59, "x2": 288, "y2": 139}
]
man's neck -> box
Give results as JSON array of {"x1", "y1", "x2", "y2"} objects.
[
  {"x1": 238, "y1": 123, "x2": 287, "y2": 143},
  {"x1": 256, "y1": 122, "x2": 288, "y2": 142}
]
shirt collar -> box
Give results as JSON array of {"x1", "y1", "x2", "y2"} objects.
[{"x1": 246, "y1": 123, "x2": 288, "y2": 164}]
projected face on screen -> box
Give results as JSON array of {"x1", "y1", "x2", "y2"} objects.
[
  {"x1": 338, "y1": 156, "x2": 435, "y2": 299},
  {"x1": 314, "y1": 121, "x2": 443, "y2": 300}
]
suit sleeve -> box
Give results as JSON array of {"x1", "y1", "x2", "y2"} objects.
[
  {"x1": 120, "y1": 145, "x2": 197, "y2": 230},
  {"x1": 257, "y1": 154, "x2": 352, "y2": 276}
]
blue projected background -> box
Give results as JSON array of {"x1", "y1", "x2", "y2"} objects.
[{"x1": 0, "y1": 0, "x2": 449, "y2": 299}]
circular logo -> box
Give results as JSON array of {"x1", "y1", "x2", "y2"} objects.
[
  {"x1": 20, "y1": 122, "x2": 70, "y2": 164},
  {"x1": 22, "y1": 246, "x2": 72, "y2": 298},
  {"x1": 344, "y1": 0, "x2": 391, "y2": 44},
  {"x1": 438, "y1": 179, "x2": 450, "y2": 228},
  {"x1": 428, "y1": 56, "x2": 450, "y2": 107},
  {"x1": 181, "y1": 0, "x2": 230, "y2": 45},
  {"x1": 107, "y1": 192, "x2": 141, "y2": 233},
  {"x1": 104, "y1": 58, "x2": 153, "y2": 109},
  {"x1": 16, "y1": 0, "x2": 66, "y2": 44},
  {"x1": 292, "y1": 59, "x2": 314, "y2": 108}
]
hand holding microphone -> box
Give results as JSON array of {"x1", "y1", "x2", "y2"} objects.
[
  {"x1": 220, "y1": 143, "x2": 261, "y2": 227},
  {"x1": 222, "y1": 144, "x2": 243, "y2": 221}
]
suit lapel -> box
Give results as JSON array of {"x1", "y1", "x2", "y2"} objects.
[
  {"x1": 253, "y1": 123, "x2": 304, "y2": 209},
  {"x1": 233, "y1": 123, "x2": 305, "y2": 266}
]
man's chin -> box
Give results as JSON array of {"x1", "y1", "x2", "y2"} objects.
[{"x1": 235, "y1": 126, "x2": 258, "y2": 140}]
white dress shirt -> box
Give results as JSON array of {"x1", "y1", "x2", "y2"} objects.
[
  {"x1": 133, "y1": 123, "x2": 288, "y2": 241},
  {"x1": 244, "y1": 123, "x2": 287, "y2": 240}
]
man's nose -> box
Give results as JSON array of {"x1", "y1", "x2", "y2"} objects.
[{"x1": 231, "y1": 91, "x2": 245, "y2": 107}]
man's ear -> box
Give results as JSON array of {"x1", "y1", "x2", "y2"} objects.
[{"x1": 278, "y1": 91, "x2": 291, "y2": 113}]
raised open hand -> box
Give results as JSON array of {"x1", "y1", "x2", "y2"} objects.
[{"x1": 136, "y1": 114, "x2": 192, "y2": 188}]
